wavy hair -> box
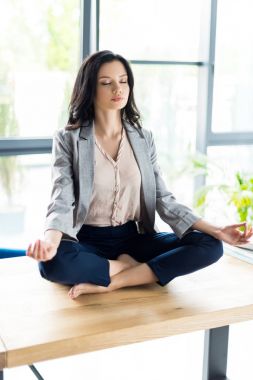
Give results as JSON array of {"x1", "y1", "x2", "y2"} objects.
[{"x1": 66, "y1": 50, "x2": 142, "y2": 131}]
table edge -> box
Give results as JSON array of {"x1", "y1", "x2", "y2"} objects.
[
  {"x1": 4, "y1": 303, "x2": 253, "y2": 369},
  {"x1": 0, "y1": 334, "x2": 6, "y2": 369}
]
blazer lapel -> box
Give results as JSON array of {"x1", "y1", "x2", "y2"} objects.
[
  {"x1": 76, "y1": 120, "x2": 156, "y2": 228},
  {"x1": 124, "y1": 122, "x2": 156, "y2": 226},
  {"x1": 77, "y1": 123, "x2": 94, "y2": 223}
]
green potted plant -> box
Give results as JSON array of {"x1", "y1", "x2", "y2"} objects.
[{"x1": 184, "y1": 152, "x2": 253, "y2": 226}]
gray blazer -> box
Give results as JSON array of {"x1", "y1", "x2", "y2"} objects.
[{"x1": 45, "y1": 121, "x2": 200, "y2": 241}]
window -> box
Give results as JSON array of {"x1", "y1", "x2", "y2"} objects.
[
  {"x1": 0, "y1": 0, "x2": 81, "y2": 243},
  {"x1": 99, "y1": 0, "x2": 211, "y2": 230},
  {"x1": 205, "y1": 145, "x2": 253, "y2": 225},
  {"x1": 99, "y1": 0, "x2": 207, "y2": 61},
  {"x1": 0, "y1": 154, "x2": 51, "y2": 247},
  {"x1": 204, "y1": 0, "x2": 253, "y2": 225},
  {"x1": 132, "y1": 64, "x2": 198, "y2": 205},
  {"x1": 3, "y1": 0, "x2": 251, "y2": 241},
  {"x1": 212, "y1": 0, "x2": 253, "y2": 133},
  {"x1": 0, "y1": 0, "x2": 80, "y2": 138}
]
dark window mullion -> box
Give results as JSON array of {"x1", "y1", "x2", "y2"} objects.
[
  {"x1": 195, "y1": 0, "x2": 217, "y2": 191},
  {"x1": 80, "y1": 0, "x2": 92, "y2": 60},
  {"x1": 96, "y1": 0, "x2": 100, "y2": 51},
  {"x1": 130, "y1": 60, "x2": 208, "y2": 66},
  {"x1": 208, "y1": 132, "x2": 253, "y2": 146},
  {"x1": 0, "y1": 138, "x2": 52, "y2": 156},
  {"x1": 204, "y1": 0, "x2": 218, "y2": 152}
]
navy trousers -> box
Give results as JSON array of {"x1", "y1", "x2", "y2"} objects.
[{"x1": 39, "y1": 221, "x2": 223, "y2": 287}]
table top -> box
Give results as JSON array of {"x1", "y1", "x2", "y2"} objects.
[{"x1": 0, "y1": 254, "x2": 253, "y2": 369}]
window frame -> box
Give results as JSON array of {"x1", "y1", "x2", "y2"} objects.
[
  {"x1": 1, "y1": 0, "x2": 253, "y2": 162},
  {"x1": 204, "y1": 0, "x2": 253, "y2": 149},
  {"x1": 0, "y1": 0, "x2": 98, "y2": 157}
]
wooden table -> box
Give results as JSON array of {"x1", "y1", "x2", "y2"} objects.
[{"x1": 0, "y1": 254, "x2": 253, "y2": 380}]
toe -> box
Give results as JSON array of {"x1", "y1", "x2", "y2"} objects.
[{"x1": 68, "y1": 286, "x2": 77, "y2": 299}]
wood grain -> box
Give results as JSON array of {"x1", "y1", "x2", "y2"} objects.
[{"x1": 0, "y1": 253, "x2": 253, "y2": 369}]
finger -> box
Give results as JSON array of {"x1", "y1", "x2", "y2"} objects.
[
  {"x1": 237, "y1": 240, "x2": 252, "y2": 245},
  {"x1": 28, "y1": 241, "x2": 36, "y2": 258},
  {"x1": 229, "y1": 222, "x2": 247, "y2": 229},
  {"x1": 37, "y1": 240, "x2": 43, "y2": 261},
  {"x1": 33, "y1": 240, "x2": 40, "y2": 260},
  {"x1": 241, "y1": 225, "x2": 252, "y2": 239},
  {"x1": 235, "y1": 241, "x2": 247, "y2": 246},
  {"x1": 41, "y1": 243, "x2": 46, "y2": 262},
  {"x1": 243, "y1": 223, "x2": 248, "y2": 238},
  {"x1": 245, "y1": 228, "x2": 253, "y2": 239},
  {"x1": 42, "y1": 243, "x2": 49, "y2": 262},
  {"x1": 40, "y1": 240, "x2": 47, "y2": 261},
  {"x1": 27, "y1": 243, "x2": 36, "y2": 260},
  {"x1": 26, "y1": 243, "x2": 32, "y2": 256},
  {"x1": 238, "y1": 238, "x2": 251, "y2": 243},
  {"x1": 38, "y1": 240, "x2": 47, "y2": 261}
]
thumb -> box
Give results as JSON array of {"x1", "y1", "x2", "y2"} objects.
[{"x1": 228, "y1": 222, "x2": 247, "y2": 228}]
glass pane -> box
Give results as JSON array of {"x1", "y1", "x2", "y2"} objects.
[
  {"x1": 99, "y1": 0, "x2": 209, "y2": 61},
  {"x1": 0, "y1": 154, "x2": 51, "y2": 248},
  {"x1": 212, "y1": 0, "x2": 253, "y2": 132},
  {"x1": 0, "y1": 0, "x2": 80, "y2": 138},
  {"x1": 132, "y1": 64, "x2": 198, "y2": 230},
  {"x1": 203, "y1": 146, "x2": 253, "y2": 225}
]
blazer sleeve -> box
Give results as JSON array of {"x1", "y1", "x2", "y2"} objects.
[
  {"x1": 44, "y1": 129, "x2": 76, "y2": 237},
  {"x1": 147, "y1": 130, "x2": 201, "y2": 238}
]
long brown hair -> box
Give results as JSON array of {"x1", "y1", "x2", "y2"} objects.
[{"x1": 66, "y1": 50, "x2": 142, "y2": 131}]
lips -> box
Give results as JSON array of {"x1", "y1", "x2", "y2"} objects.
[{"x1": 111, "y1": 97, "x2": 123, "y2": 101}]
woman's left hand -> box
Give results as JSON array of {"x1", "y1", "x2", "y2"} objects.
[{"x1": 214, "y1": 222, "x2": 253, "y2": 246}]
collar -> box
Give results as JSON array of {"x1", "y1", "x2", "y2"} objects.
[{"x1": 79, "y1": 119, "x2": 141, "y2": 140}]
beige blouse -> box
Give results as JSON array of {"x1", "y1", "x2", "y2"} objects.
[{"x1": 84, "y1": 127, "x2": 142, "y2": 226}]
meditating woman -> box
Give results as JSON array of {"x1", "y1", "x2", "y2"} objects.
[{"x1": 27, "y1": 50, "x2": 253, "y2": 299}]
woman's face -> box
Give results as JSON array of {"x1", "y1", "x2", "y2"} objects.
[{"x1": 94, "y1": 60, "x2": 130, "y2": 112}]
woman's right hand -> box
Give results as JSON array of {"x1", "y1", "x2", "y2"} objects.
[{"x1": 26, "y1": 239, "x2": 58, "y2": 262}]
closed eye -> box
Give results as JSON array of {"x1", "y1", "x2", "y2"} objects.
[{"x1": 101, "y1": 81, "x2": 128, "y2": 85}]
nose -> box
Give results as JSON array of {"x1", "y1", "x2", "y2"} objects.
[{"x1": 112, "y1": 84, "x2": 122, "y2": 95}]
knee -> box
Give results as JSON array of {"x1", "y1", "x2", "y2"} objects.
[
  {"x1": 38, "y1": 242, "x2": 75, "y2": 285},
  {"x1": 38, "y1": 260, "x2": 54, "y2": 282},
  {"x1": 39, "y1": 240, "x2": 84, "y2": 285},
  {"x1": 201, "y1": 233, "x2": 224, "y2": 263},
  {"x1": 38, "y1": 256, "x2": 71, "y2": 285}
]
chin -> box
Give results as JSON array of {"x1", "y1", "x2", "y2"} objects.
[{"x1": 109, "y1": 104, "x2": 126, "y2": 110}]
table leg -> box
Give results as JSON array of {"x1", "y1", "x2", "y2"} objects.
[
  {"x1": 0, "y1": 365, "x2": 43, "y2": 380},
  {"x1": 202, "y1": 325, "x2": 230, "y2": 380},
  {"x1": 29, "y1": 364, "x2": 44, "y2": 380}
]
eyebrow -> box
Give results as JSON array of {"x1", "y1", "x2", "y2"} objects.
[{"x1": 98, "y1": 74, "x2": 128, "y2": 79}]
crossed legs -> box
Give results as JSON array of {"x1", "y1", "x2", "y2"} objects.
[
  {"x1": 39, "y1": 231, "x2": 223, "y2": 299},
  {"x1": 68, "y1": 231, "x2": 223, "y2": 299},
  {"x1": 68, "y1": 254, "x2": 158, "y2": 299}
]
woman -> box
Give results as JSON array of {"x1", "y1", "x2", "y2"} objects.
[{"x1": 27, "y1": 50, "x2": 253, "y2": 299}]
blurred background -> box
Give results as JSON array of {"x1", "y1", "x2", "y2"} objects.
[
  {"x1": 1, "y1": 1, "x2": 253, "y2": 378},
  {"x1": 1, "y1": 0, "x2": 253, "y2": 247}
]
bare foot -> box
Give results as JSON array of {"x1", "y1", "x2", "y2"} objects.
[
  {"x1": 68, "y1": 283, "x2": 112, "y2": 299},
  {"x1": 117, "y1": 253, "x2": 140, "y2": 268},
  {"x1": 69, "y1": 255, "x2": 140, "y2": 299}
]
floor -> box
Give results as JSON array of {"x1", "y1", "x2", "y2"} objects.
[{"x1": 4, "y1": 320, "x2": 253, "y2": 379}]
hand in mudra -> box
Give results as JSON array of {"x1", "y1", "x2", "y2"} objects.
[
  {"x1": 26, "y1": 239, "x2": 58, "y2": 262},
  {"x1": 214, "y1": 222, "x2": 253, "y2": 246}
]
